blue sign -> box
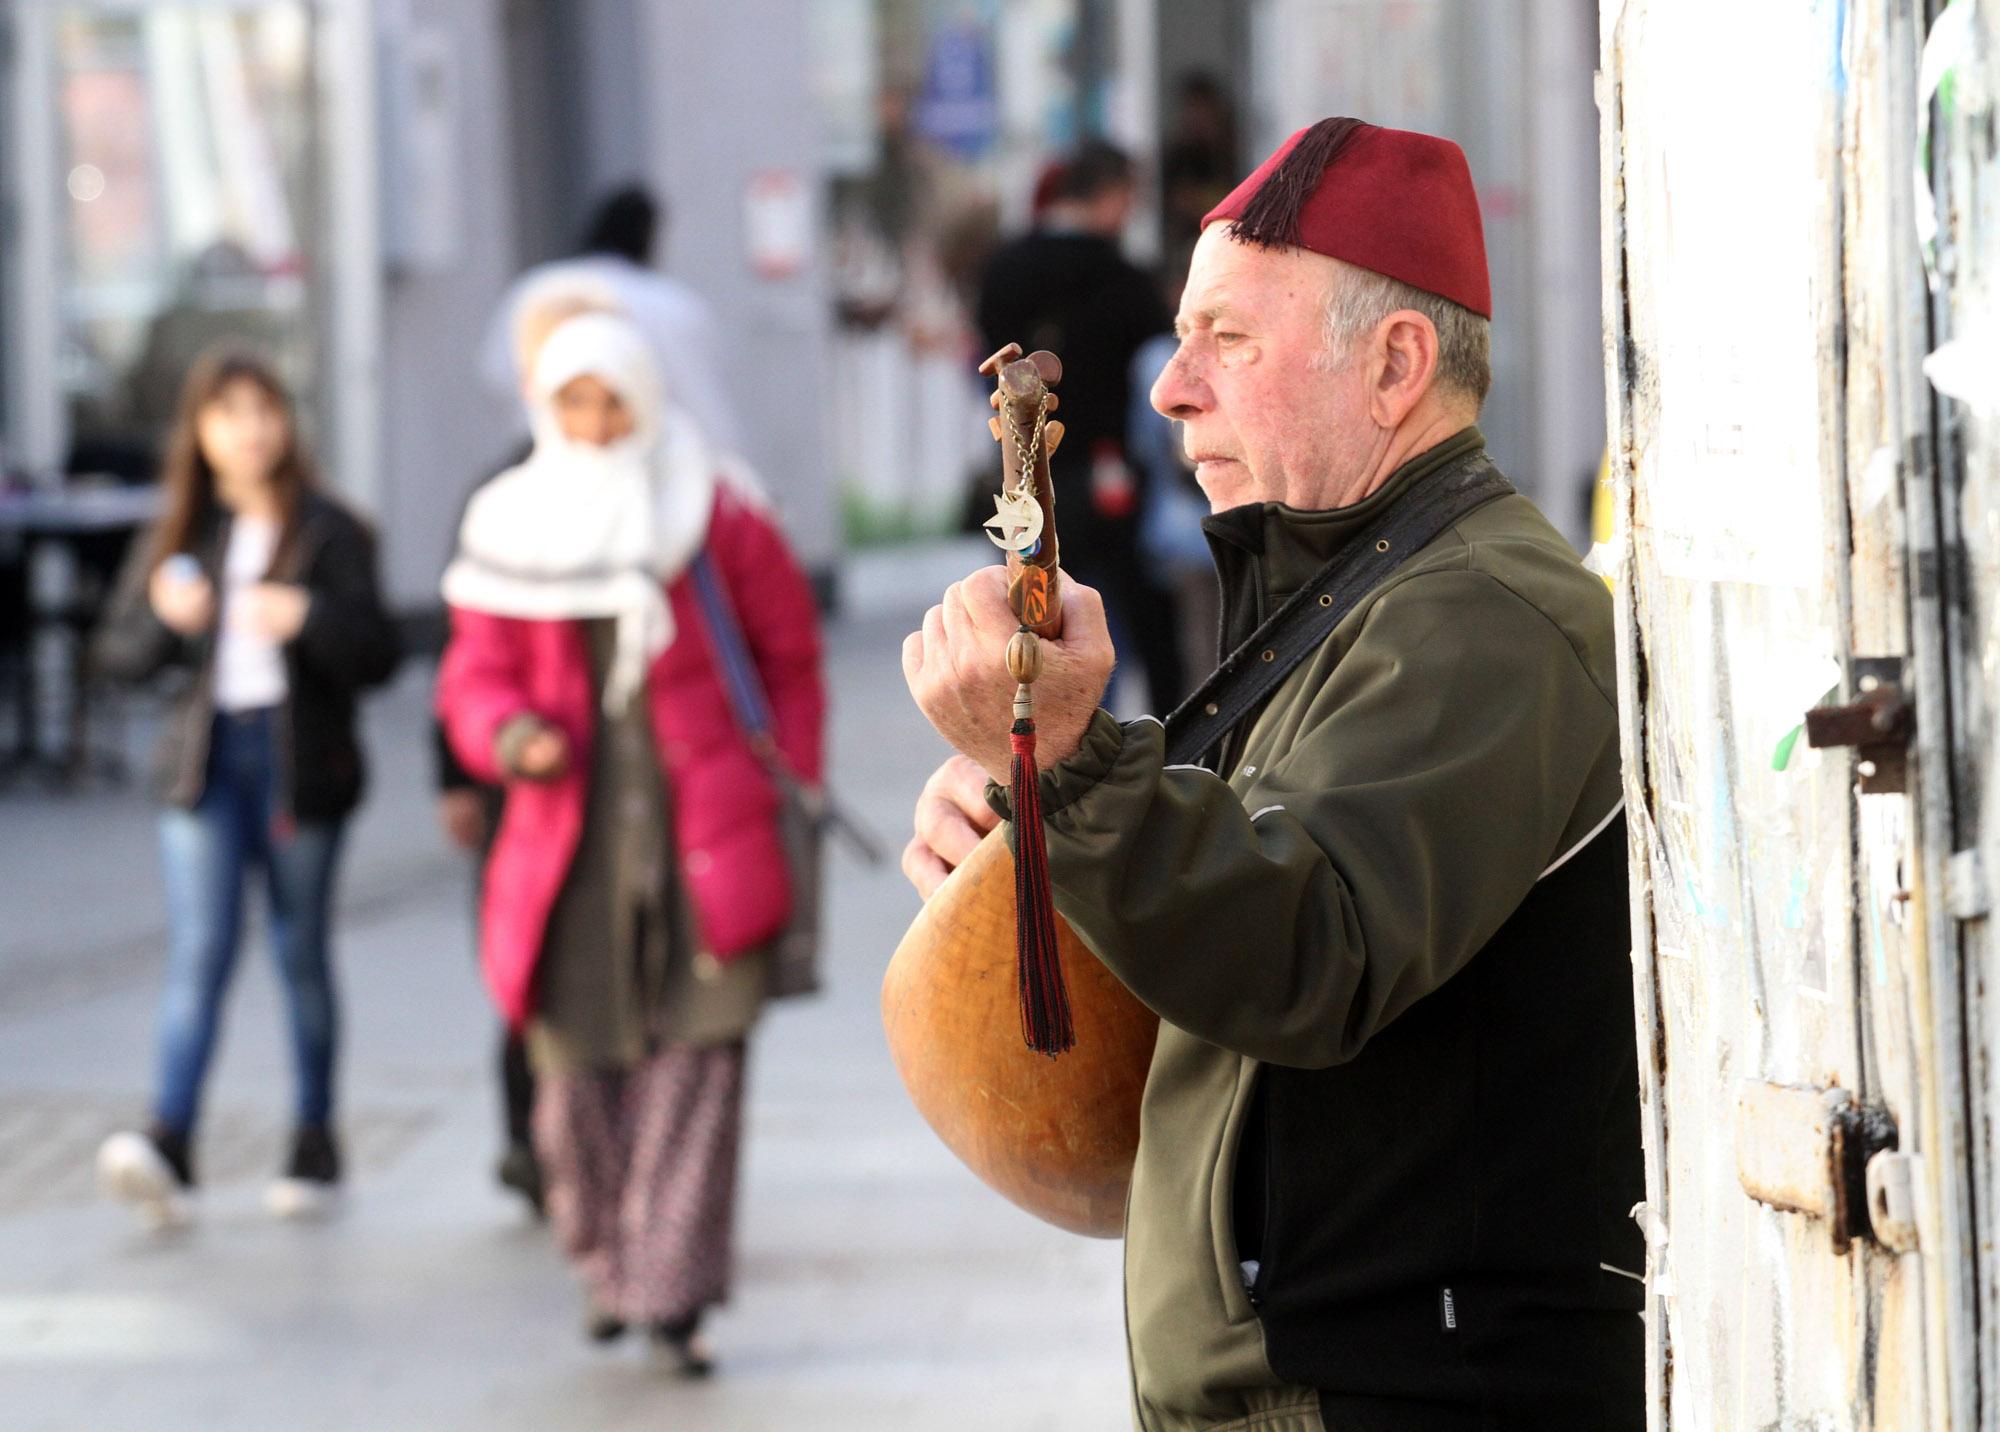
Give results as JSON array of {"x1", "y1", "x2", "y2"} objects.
[{"x1": 916, "y1": 22, "x2": 998, "y2": 159}]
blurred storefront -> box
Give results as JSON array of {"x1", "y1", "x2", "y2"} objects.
[
  {"x1": 15, "y1": 8, "x2": 322, "y2": 479},
  {"x1": 2, "y1": 0, "x2": 836, "y2": 609},
  {"x1": 814, "y1": 0, "x2": 1602, "y2": 549},
  {"x1": 815, "y1": 0, "x2": 1146, "y2": 544},
  {"x1": 1, "y1": 0, "x2": 1601, "y2": 618}
]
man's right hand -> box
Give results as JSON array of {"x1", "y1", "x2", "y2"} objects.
[{"x1": 902, "y1": 753, "x2": 1001, "y2": 901}]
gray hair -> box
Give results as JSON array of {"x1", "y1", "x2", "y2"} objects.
[{"x1": 1315, "y1": 266, "x2": 1491, "y2": 406}]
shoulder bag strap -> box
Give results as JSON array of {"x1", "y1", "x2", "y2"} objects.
[{"x1": 1162, "y1": 452, "x2": 1516, "y2": 769}]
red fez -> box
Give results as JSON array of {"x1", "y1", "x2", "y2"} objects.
[{"x1": 1204, "y1": 118, "x2": 1492, "y2": 319}]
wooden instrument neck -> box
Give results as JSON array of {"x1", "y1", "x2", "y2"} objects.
[{"x1": 982, "y1": 343, "x2": 1065, "y2": 641}]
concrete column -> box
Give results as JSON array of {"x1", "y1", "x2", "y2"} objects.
[
  {"x1": 372, "y1": 0, "x2": 522, "y2": 606},
  {"x1": 5, "y1": 7, "x2": 66, "y2": 478},
  {"x1": 632, "y1": 2, "x2": 838, "y2": 576},
  {"x1": 322, "y1": 0, "x2": 386, "y2": 519},
  {"x1": 1523, "y1": 0, "x2": 1603, "y2": 542}
]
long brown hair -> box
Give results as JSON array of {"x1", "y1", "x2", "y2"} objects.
[{"x1": 148, "y1": 347, "x2": 317, "y2": 570}]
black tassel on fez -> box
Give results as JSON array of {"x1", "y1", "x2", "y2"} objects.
[{"x1": 1230, "y1": 116, "x2": 1367, "y2": 250}]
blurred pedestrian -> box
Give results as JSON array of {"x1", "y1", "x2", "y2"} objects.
[
  {"x1": 481, "y1": 186, "x2": 749, "y2": 467},
  {"x1": 1129, "y1": 329, "x2": 1219, "y2": 689},
  {"x1": 92, "y1": 348, "x2": 402, "y2": 1229},
  {"x1": 1160, "y1": 74, "x2": 1241, "y2": 271},
  {"x1": 975, "y1": 141, "x2": 1184, "y2": 713},
  {"x1": 436, "y1": 313, "x2": 824, "y2": 1372}
]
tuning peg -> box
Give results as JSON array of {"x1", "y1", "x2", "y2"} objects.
[
  {"x1": 989, "y1": 390, "x2": 1003, "y2": 410},
  {"x1": 988, "y1": 416, "x2": 1003, "y2": 441},
  {"x1": 1044, "y1": 394, "x2": 1059, "y2": 411},
  {"x1": 979, "y1": 342, "x2": 1025, "y2": 377},
  {"x1": 1045, "y1": 419, "x2": 1065, "y2": 454}
]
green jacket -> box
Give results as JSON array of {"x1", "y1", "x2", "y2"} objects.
[{"x1": 1009, "y1": 431, "x2": 1642, "y2": 1431}]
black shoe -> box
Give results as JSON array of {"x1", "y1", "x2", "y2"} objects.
[
  {"x1": 495, "y1": 1140, "x2": 546, "y2": 1218},
  {"x1": 266, "y1": 1125, "x2": 341, "y2": 1220},
  {"x1": 650, "y1": 1314, "x2": 715, "y2": 1378},
  {"x1": 149, "y1": 1124, "x2": 195, "y2": 1186},
  {"x1": 585, "y1": 1309, "x2": 628, "y2": 1344}
]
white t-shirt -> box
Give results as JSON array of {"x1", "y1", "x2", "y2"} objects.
[{"x1": 213, "y1": 516, "x2": 288, "y2": 712}]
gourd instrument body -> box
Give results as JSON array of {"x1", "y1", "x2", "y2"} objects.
[{"x1": 881, "y1": 344, "x2": 1159, "y2": 1238}]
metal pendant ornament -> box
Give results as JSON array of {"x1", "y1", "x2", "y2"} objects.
[{"x1": 983, "y1": 488, "x2": 1046, "y2": 555}]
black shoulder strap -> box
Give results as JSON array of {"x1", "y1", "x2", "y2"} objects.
[{"x1": 1161, "y1": 452, "x2": 1515, "y2": 768}]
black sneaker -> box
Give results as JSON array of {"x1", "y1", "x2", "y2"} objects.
[
  {"x1": 650, "y1": 1314, "x2": 715, "y2": 1379},
  {"x1": 266, "y1": 1125, "x2": 342, "y2": 1220},
  {"x1": 495, "y1": 1140, "x2": 546, "y2": 1218},
  {"x1": 97, "y1": 1125, "x2": 194, "y2": 1230},
  {"x1": 585, "y1": 1309, "x2": 628, "y2": 1344}
]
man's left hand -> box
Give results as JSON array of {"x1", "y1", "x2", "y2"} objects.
[{"x1": 902, "y1": 565, "x2": 1115, "y2": 782}]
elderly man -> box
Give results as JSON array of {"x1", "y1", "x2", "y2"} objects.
[{"x1": 903, "y1": 119, "x2": 1642, "y2": 1432}]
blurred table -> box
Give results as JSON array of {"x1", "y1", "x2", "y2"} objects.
[{"x1": 0, "y1": 485, "x2": 160, "y2": 786}]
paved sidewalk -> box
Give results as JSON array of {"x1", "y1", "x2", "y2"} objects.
[{"x1": 0, "y1": 539, "x2": 1130, "y2": 1431}]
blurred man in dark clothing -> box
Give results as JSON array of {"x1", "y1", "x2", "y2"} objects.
[
  {"x1": 433, "y1": 725, "x2": 540, "y2": 1212},
  {"x1": 976, "y1": 143, "x2": 1184, "y2": 714}
]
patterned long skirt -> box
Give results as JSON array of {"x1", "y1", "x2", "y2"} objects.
[{"x1": 531, "y1": 1041, "x2": 747, "y2": 1323}]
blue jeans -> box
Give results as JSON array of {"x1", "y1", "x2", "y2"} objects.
[{"x1": 153, "y1": 709, "x2": 346, "y2": 1136}]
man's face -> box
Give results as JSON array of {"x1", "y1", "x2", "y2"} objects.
[{"x1": 1150, "y1": 227, "x2": 1375, "y2": 511}]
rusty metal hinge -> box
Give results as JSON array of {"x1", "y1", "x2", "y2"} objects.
[
  {"x1": 1805, "y1": 657, "x2": 1913, "y2": 793},
  {"x1": 1865, "y1": 1151, "x2": 1923, "y2": 1253},
  {"x1": 1735, "y1": 1083, "x2": 1899, "y2": 1254}
]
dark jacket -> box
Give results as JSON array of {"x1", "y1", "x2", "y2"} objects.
[
  {"x1": 95, "y1": 490, "x2": 402, "y2": 821},
  {"x1": 998, "y1": 432, "x2": 1643, "y2": 1431}
]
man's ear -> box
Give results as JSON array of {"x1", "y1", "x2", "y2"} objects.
[{"x1": 1369, "y1": 312, "x2": 1441, "y2": 427}]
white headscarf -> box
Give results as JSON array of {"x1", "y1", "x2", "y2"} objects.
[
  {"x1": 485, "y1": 262, "x2": 769, "y2": 505},
  {"x1": 443, "y1": 312, "x2": 717, "y2": 713}
]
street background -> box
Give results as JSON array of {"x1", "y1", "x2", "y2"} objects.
[
  {"x1": 0, "y1": 537, "x2": 1132, "y2": 1431},
  {"x1": 0, "y1": 3, "x2": 1611, "y2": 1427}
]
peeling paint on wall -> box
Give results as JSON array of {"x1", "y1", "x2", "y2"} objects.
[{"x1": 1603, "y1": 0, "x2": 1988, "y2": 1426}]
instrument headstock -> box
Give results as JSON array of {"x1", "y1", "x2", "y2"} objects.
[{"x1": 979, "y1": 343, "x2": 1064, "y2": 640}]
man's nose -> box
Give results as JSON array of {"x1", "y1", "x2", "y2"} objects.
[{"x1": 1150, "y1": 345, "x2": 1209, "y2": 420}]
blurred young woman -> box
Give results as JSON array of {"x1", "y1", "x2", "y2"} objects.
[
  {"x1": 94, "y1": 348, "x2": 401, "y2": 1228},
  {"x1": 436, "y1": 313, "x2": 823, "y2": 1374}
]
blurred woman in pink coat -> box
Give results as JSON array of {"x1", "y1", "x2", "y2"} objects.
[{"x1": 437, "y1": 312, "x2": 823, "y2": 1372}]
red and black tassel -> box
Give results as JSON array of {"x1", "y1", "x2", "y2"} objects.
[{"x1": 1010, "y1": 712, "x2": 1074, "y2": 1057}]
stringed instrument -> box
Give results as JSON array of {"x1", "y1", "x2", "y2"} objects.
[{"x1": 881, "y1": 344, "x2": 1159, "y2": 1238}]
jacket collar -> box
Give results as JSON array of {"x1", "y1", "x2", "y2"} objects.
[{"x1": 1202, "y1": 426, "x2": 1487, "y2": 648}]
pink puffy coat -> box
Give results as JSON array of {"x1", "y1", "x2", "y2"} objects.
[{"x1": 436, "y1": 491, "x2": 825, "y2": 1028}]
